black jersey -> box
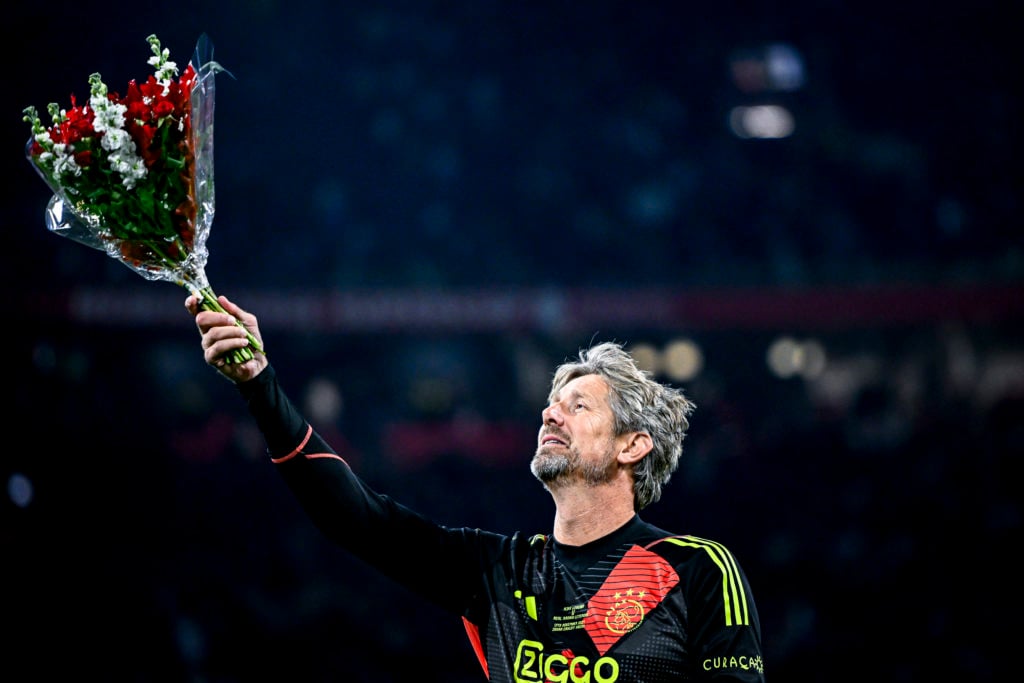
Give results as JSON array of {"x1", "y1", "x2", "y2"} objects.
[{"x1": 239, "y1": 365, "x2": 765, "y2": 682}]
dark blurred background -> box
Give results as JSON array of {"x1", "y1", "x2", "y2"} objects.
[{"x1": 3, "y1": 1, "x2": 1021, "y2": 681}]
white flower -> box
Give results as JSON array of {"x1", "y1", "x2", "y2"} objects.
[
  {"x1": 147, "y1": 34, "x2": 179, "y2": 95},
  {"x1": 100, "y1": 127, "x2": 131, "y2": 152},
  {"x1": 105, "y1": 136, "x2": 147, "y2": 189},
  {"x1": 48, "y1": 143, "x2": 83, "y2": 177},
  {"x1": 82, "y1": 75, "x2": 147, "y2": 188},
  {"x1": 90, "y1": 96, "x2": 127, "y2": 133}
]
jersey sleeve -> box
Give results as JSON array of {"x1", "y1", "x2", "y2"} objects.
[
  {"x1": 658, "y1": 535, "x2": 766, "y2": 681},
  {"x1": 235, "y1": 365, "x2": 505, "y2": 614}
]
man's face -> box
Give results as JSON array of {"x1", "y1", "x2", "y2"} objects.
[{"x1": 532, "y1": 373, "x2": 621, "y2": 487}]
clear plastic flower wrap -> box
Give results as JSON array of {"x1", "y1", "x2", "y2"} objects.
[{"x1": 24, "y1": 34, "x2": 262, "y2": 364}]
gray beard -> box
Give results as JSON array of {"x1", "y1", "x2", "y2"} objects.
[{"x1": 531, "y1": 444, "x2": 616, "y2": 487}]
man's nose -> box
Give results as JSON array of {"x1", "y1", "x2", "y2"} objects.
[{"x1": 542, "y1": 404, "x2": 563, "y2": 424}]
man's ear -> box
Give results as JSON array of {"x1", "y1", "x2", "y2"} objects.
[{"x1": 618, "y1": 431, "x2": 653, "y2": 464}]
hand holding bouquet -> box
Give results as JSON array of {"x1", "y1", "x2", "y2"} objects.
[{"x1": 23, "y1": 34, "x2": 262, "y2": 364}]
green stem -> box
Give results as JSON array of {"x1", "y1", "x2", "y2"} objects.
[
  {"x1": 192, "y1": 284, "x2": 265, "y2": 361},
  {"x1": 131, "y1": 237, "x2": 264, "y2": 365}
]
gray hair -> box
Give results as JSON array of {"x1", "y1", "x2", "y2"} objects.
[{"x1": 549, "y1": 341, "x2": 696, "y2": 509}]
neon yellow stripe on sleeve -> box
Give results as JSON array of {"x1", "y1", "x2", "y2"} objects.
[{"x1": 664, "y1": 536, "x2": 750, "y2": 626}]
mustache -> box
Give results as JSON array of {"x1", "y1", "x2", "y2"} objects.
[{"x1": 540, "y1": 427, "x2": 570, "y2": 443}]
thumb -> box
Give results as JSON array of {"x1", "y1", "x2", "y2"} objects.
[
  {"x1": 217, "y1": 296, "x2": 264, "y2": 347},
  {"x1": 217, "y1": 295, "x2": 251, "y2": 320}
]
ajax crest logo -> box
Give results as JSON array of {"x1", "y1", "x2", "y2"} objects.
[{"x1": 603, "y1": 588, "x2": 645, "y2": 634}]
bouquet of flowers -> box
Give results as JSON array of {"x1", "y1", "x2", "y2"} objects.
[{"x1": 23, "y1": 34, "x2": 262, "y2": 363}]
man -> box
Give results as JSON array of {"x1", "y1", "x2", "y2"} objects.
[{"x1": 186, "y1": 293, "x2": 766, "y2": 681}]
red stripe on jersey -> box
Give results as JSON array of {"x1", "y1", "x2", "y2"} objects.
[
  {"x1": 462, "y1": 616, "x2": 489, "y2": 679},
  {"x1": 583, "y1": 545, "x2": 680, "y2": 655}
]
